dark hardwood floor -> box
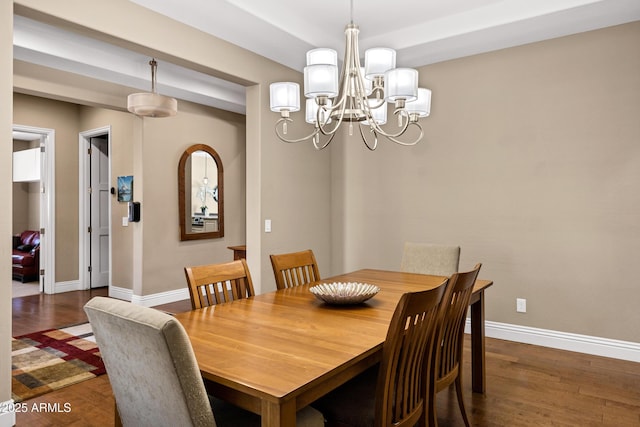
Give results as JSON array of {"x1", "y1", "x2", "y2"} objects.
[
  {"x1": 12, "y1": 291, "x2": 640, "y2": 426},
  {"x1": 12, "y1": 287, "x2": 109, "y2": 337}
]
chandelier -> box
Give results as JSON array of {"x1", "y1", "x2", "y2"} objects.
[{"x1": 269, "y1": 2, "x2": 431, "y2": 151}]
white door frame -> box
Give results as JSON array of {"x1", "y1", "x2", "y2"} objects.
[
  {"x1": 79, "y1": 126, "x2": 112, "y2": 291},
  {"x1": 12, "y1": 124, "x2": 55, "y2": 294}
]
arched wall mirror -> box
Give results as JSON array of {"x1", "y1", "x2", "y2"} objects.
[{"x1": 178, "y1": 144, "x2": 224, "y2": 240}]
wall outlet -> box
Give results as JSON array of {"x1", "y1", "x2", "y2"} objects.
[{"x1": 516, "y1": 298, "x2": 527, "y2": 313}]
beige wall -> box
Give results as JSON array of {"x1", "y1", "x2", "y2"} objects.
[
  {"x1": 136, "y1": 102, "x2": 247, "y2": 296},
  {"x1": 13, "y1": 94, "x2": 248, "y2": 294},
  {"x1": 12, "y1": 0, "x2": 333, "y2": 295},
  {"x1": 335, "y1": 22, "x2": 640, "y2": 343},
  {"x1": 1, "y1": 0, "x2": 12, "y2": 409},
  {"x1": 14, "y1": 94, "x2": 81, "y2": 282}
]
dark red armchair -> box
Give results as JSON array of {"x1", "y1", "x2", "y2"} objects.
[{"x1": 12, "y1": 230, "x2": 41, "y2": 283}]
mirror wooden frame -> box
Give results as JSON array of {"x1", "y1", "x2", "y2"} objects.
[{"x1": 178, "y1": 144, "x2": 224, "y2": 240}]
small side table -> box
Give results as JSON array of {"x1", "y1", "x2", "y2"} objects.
[{"x1": 227, "y1": 245, "x2": 246, "y2": 260}]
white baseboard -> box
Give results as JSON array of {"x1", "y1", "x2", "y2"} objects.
[
  {"x1": 53, "y1": 280, "x2": 82, "y2": 293},
  {"x1": 131, "y1": 287, "x2": 190, "y2": 308},
  {"x1": 106, "y1": 285, "x2": 189, "y2": 308},
  {"x1": 0, "y1": 399, "x2": 16, "y2": 427},
  {"x1": 48, "y1": 282, "x2": 188, "y2": 309},
  {"x1": 466, "y1": 320, "x2": 640, "y2": 363},
  {"x1": 109, "y1": 285, "x2": 133, "y2": 302}
]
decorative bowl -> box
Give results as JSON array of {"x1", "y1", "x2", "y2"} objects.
[{"x1": 309, "y1": 282, "x2": 380, "y2": 305}]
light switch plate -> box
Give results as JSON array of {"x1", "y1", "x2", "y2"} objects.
[{"x1": 265, "y1": 219, "x2": 271, "y2": 233}]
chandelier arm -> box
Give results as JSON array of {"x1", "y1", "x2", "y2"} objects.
[
  {"x1": 323, "y1": 22, "x2": 354, "y2": 114},
  {"x1": 317, "y1": 69, "x2": 356, "y2": 136},
  {"x1": 314, "y1": 27, "x2": 354, "y2": 135},
  {"x1": 319, "y1": 24, "x2": 357, "y2": 117},
  {"x1": 358, "y1": 123, "x2": 379, "y2": 151},
  {"x1": 274, "y1": 118, "x2": 321, "y2": 143},
  {"x1": 317, "y1": 103, "x2": 348, "y2": 136},
  {"x1": 312, "y1": 132, "x2": 336, "y2": 150},
  {"x1": 381, "y1": 122, "x2": 424, "y2": 146},
  {"x1": 363, "y1": 97, "x2": 385, "y2": 110},
  {"x1": 352, "y1": 27, "x2": 388, "y2": 127},
  {"x1": 367, "y1": 109, "x2": 412, "y2": 138}
]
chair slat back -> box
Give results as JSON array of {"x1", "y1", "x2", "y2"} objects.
[
  {"x1": 270, "y1": 249, "x2": 320, "y2": 290},
  {"x1": 185, "y1": 259, "x2": 255, "y2": 310},
  {"x1": 435, "y1": 263, "x2": 482, "y2": 385},
  {"x1": 376, "y1": 279, "x2": 448, "y2": 427}
]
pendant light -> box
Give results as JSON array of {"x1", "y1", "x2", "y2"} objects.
[{"x1": 127, "y1": 58, "x2": 178, "y2": 118}]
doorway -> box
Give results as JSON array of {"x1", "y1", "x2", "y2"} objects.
[
  {"x1": 12, "y1": 124, "x2": 55, "y2": 294},
  {"x1": 79, "y1": 127, "x2": 111, "y2": 290}
]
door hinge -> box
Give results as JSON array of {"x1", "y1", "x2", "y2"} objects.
[
  {"x1": 40, "y1": 146, "x2": 46, "y2": 153},
  {"x1": 88, "y1": 147, "x2": 92, "y2": 155},
  {"x1": 40, "y1": 269, "x2": 45, "y2": 276},
  {"x1": 88, "y1": 226, "x2": 92, "y2": 233},
  {"x1": 88, "y1": 187, "x2": 92, "y2": 194},
  {"x1": 40, "y1": 228, "x2": 45, "y2": 235},
  {"x1": 88, "y1": 266, "x2": 92, "y2": 272}
]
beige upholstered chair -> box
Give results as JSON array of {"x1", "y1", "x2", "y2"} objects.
[
  {"x1": 428, "y1": 263, "x2": 482, "y2": 427},
  {"x1": 84, "y1": 297, "x2": 323, "y2": 427},
  {"x1": 311, "y1": 280, "x2": 448, "y2": 427},
  {"x1": 400, "y1": 242, "x2": 461, "y2": 277},
  {"x1": 270, "y1": 249, "x2": 321, "y2": 290},
  {"x1": 185, "y1": 259, "x2": 255, "y2": 309}
]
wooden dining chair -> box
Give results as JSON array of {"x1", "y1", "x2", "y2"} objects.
[
  {"x1": 270, "y1": 249, "x2": 321, "y2": 290},
  {"x1": 84, "y1": 297, "x2": 324, "y2": 427},
  {"x1": 428, "y1": 263, "x2": 482, "y2": 427},
  {"x1": 311, "y1": 280, "x2": 448, "y2": 427},
  {"x1": 400, "y1": 242, "x2": 460, "y2": 277},
  {"x1": 184, "y1": 258, "x2": 255, "y2": 309}
]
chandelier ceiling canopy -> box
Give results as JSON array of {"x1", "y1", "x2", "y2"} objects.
[
  {"x1": 269, "y1": 1, "x2": 431, "y2": 151},
  {"x1": 127, "y1": 59, "x2": 178, "y2": 118}
]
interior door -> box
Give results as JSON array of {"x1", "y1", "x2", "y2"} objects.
[{"x1": 89, "y1": 136, "x2": 109, "y2": 288}]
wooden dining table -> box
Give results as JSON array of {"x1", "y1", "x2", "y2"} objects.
[{"x1": 174, "y1": 269, "x2": 493, "y2": 427}]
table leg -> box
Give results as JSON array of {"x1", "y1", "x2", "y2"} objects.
[
  {"x1": 261, "y1": 399, "x2": 296, "y2": 427},
  {"x1": 470, "y1": 290, "x2": 486, "y2": 394}
]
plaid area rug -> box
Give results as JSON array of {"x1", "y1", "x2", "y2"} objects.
[{"x1": 12, "y1": 322, "x2": 105, "y2": 402}]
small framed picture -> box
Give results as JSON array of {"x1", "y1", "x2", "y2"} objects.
[{"x1": 117, "y1": 175, "x2": 133, "y2": 202}]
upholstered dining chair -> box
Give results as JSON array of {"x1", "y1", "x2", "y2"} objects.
[
  {"x1": 428, "y1": 263, "x2": 482, "y2": 427},
  {"x1": 84, "y1": 297, "x2": 324, "y2": 427},
  {"x1": 185, "y1": 258, "x2": 255, "y2": 309},
  {"x1": 270, "y1": 249, "x2": 321, "y2": 290},
  {"x1": 400, "y1": 242, "x2": 461, "y2": 277},
  {"x1": 311, "y1": 280, "x2": 448, "y2": 427}
]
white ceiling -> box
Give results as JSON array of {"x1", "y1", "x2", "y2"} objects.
[{"x1": 14, "y1": 0, "x2": 640, "y2": 115}]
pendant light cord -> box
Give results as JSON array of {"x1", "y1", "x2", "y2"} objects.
[{"x1": 149, "y1": 58, "x2": 158, "y2": 94}]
